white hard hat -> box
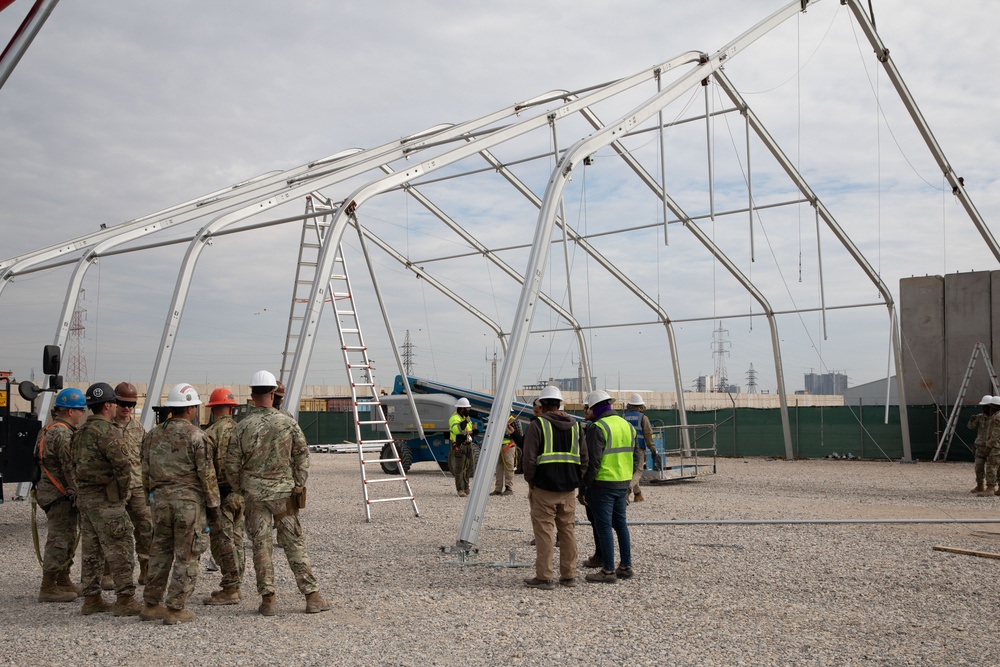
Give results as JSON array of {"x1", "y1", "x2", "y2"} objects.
[
  {"x1": 981, "y1": 395, "x2": 994, "y2": 405},
  {"x1": 539, "y1": 385, "x2": 563, "y2": 402},
  {"x1": 250, "y1": 370, "x2": 277, "y2": 388},
  {"x1": 455, "y1": 397, "x2": 471, "y2": 408},
  {"x1": 585, "y1": 389, "x2": 612, "y2": 408},
  {"x1": 990, "y1": 396, "x2": 1000, "y2": 407},
  {"x1": 627, "y1": 393, "x2": 645, "y2": 406},
  {"x1": 164, "y1": 383, "x2": 202, "y2": 407}
]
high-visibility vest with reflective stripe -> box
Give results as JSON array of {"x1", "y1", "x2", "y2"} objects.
[
  {"x1": 449, "y1": 412, "x2": 472, "y2": 443},
  {"x1": 535, "y1": 418, "x2": 581, "y2": 466},
  {"x1": 623, "y1": 410, "x2": 646, "y2": 450},
  {"x1": 594, "y1": 414, "x2": 635, "y2": 482},
  {"x1": 502, "y1": 416, "x2": 516, "y2": 451}
]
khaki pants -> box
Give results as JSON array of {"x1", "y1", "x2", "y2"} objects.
[
  {"x1": 493, "y1": 445, "x2": 515, "y2": 493},
  {"x1": 528, "y1": 486, "x2": 577, "y2": 581}
]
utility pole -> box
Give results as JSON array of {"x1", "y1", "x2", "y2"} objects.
[{"x1": 485, "y1": 348, "x2": 498, "y2": 395}]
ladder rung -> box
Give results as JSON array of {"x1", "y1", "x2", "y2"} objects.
[
  {"x1": 366, "y1": 478, "x2": 408, "y2": 485},
  {"x1": 359, "y1": 420, "x2": 387, "y2": 427},
  {"x1": 367, "y1": 496, "x2": 415, "y2": 504}
]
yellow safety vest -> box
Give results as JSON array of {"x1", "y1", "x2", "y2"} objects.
[
  {"x1": 536, "y1": 418, "x2": 581, "y2": 466},
  {"x1": 594, "y1": 414, "x2": 635, "y2": 482}
]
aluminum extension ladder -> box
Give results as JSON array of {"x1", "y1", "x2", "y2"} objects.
[
  {"x1": 280, "y1": 194, "x2": 418, "y2": 521},
  {"x1": 933, "y1": 342, "x2": 1000, "y2": 461}
]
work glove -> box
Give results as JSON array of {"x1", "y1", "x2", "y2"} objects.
[
  {"x1": 206, "y1": 506, "x2": 221, "y2": 525},
  {"x1": 222, "y1": 492, "x2": 243, "y2": 514},
  {"x1": 577, "y1": 490, "x2": 587, "y2": 507}
]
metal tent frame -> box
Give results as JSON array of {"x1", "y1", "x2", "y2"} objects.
[{"x1": 2, "y1": 0, "x2": 996, "y2": 546}]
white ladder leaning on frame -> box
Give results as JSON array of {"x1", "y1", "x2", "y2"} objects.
[
  {"x1": 279, "y1": 194, "x2": 419, "y2": 522},
  {"x1": 933, "y1": 342, "x2": 1000, "y2": 462}
]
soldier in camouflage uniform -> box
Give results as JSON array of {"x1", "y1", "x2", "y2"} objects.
[
  {"x1": 200, "y1": 386, "x2": 244, "y2": 605},
  {"x1": 968, "y1": 395, "x2": 995, "y2": 494},
  {"x1": 34, "y1": 387, "x2": 87, "y2": 603},
  {"x1": 71, "y1": 382, "x2": 142, "y2": 616},
  {"x1": 225, "y1": 370, "x2": 332, "y2": 616},
  {"x1": 140, "y1": 383, "x2": 220, "y2": 625},
  {"x1": 980, "y1": 396, "x2": 1000, "y2": 497},
  {"x1": 112, "y1": 381, "x2": 153, "y2": 585}
]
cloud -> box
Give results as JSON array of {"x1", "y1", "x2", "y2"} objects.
[{"x1": 1, "y1": 0, "x2": 997, "y2": 396}]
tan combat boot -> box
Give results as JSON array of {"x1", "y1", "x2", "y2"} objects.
[
  {"x1": 972, "y1": 482, "x2": 985, "y2": 493},
  {"x1": 80, "y1": 594, "x2": 114, "y2": 615},
  {"x1": 55, "y1": 569, "x2": 82, "y2": 597},
  {"x1": 112, "y1": 594, "x2": 142, "y2": 616},
  {"x1": 38, "y1": 571, "x2": 78, "y2": 603},
  {"x1": 259, "y1": 593, "x2": 277, "y2": 617},
  {"x1": 304, "y1": 591, "x2": 332, "y2": 613},
  {"x1": 162, "y1": 608, "x2": 196, "y2": 625},
  {"x1": 202, "y1": 587, "x2": 241, "y2": 605},
  {"x1": 139, "y1": 603, "x2": 167, "y2": 622},
  {"x1": 138, "y1": 557, "x2": 149, "y2": 586},
  {"x1": 977, "y1": 484, "x2": 996, "y2": 497}
]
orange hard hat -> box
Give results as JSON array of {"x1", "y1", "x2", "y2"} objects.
[{"x1": 206, "y1": 387, "x2": 238, "y2": 407}]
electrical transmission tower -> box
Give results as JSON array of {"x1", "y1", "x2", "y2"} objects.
[
  {"x1": 711, "y1": 321, "x2": 730, "y2": 392},
  {"x1": 400, "y1": 329, "x2": 416, "y2": 376},
  {"x1": 746, "y1": 363, "x2": 759, "y2": 394},
  {"x1": 67, "y1": 288, "x2": 88, "y2": 381}
]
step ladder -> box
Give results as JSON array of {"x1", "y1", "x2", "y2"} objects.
[
  {"x1": 934, "y1": 342, "x2": 1000, "y2": 461},
  {"x1": 280, "y1": 194, "x2": 418, "y2": 522}
]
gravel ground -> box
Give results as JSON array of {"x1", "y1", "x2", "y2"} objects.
[{"x1": 1, "y1": 455, "x2": 997, "y2": 666}]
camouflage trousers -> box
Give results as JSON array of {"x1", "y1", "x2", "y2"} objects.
[
  {"x1": 975, "y1": 445, "x2": 1000, "y2": 487},
  {"x1": 209, "y1": 496, "x2": 245, "y2": 589},
  {"x1": 42, "y1": 497, "x2": 78, "y2": 573},
  {"x1": 450, "y1": 443, "x2": 473, "y2": 492},
  {"x1": 245, "y1": 496, "x2": 318, "y2": 597},
  {"x1": 126, "y1": 485, "x2": 153, "y2": 562},
  {"x1": 78, "y1": 498, "x2": 135, "y2": 597},
  {"x1": 145, "y1": 497, "x2": 207, "y2": 611}
]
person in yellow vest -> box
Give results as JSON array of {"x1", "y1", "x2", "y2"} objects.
[
  {"x1": 34, "y1": 387, "x2": 88, "y2": 603},
  {"x1": 582, "y1": 390, "x2": 640, "y2": 583},
  {"x1": 449, "y1": 397, "x2": 475, "y2": 497},
  {"x1": 521, "y1": 386, "x2": 588, "y2": 589},
  {"x1": 491, "y1": 413, "x2": 522, "y2": 496}
]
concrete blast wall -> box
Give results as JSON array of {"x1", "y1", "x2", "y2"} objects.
[{"x1": 901, "y1": 271, "x2": 994, "y2": 407}]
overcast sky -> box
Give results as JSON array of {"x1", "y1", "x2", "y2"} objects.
[{"x1": 1, "y1": 0, "x2": 998, "y2": 397}]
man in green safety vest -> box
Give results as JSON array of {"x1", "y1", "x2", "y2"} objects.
[
  {"x1": 521, "y1": 386, "x2": 588, "y2": 589},
  {"x1": 582, "y1": 389, "x2": 640, "y2": 583},
  {"x1": 449, "y1": 397, "x2": 476, "y2": 498}
]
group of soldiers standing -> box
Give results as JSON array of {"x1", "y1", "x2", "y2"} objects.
[
  {"x1": 32, "y1": 370, "x2": 331, "y2": 624},
  {"x1": 969, "y1": 394, "x2": 1000, "y2": 496}
]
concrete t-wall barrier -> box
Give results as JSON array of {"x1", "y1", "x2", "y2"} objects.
[
  {"x1": 900, "y1": 275, "x2": 945, "y2": 406},
  {"x1": 945, "y1": 271, "x2": 992, "y2": 405}
]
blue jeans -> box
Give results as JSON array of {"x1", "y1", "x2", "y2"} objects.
[{"x1": 585, "y1": 486, "x2": 631, "y2": 572}]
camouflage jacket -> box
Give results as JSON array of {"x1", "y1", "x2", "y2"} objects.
[
  {"x1": 203, "y1": 415, "x2": 237, "y2": 490},
  {"x1": 226, "y1": 406, "x2": 308, "y2": 501},
  {"x1": 71, "y1": 414, "x2": 132, "y2": 504},
  {"x1": 969, "y1": 412, "x2": 991, "y2": 446},
  {"x1": 142, "y1": 417, "x2": 220, "y2": 507},
  {"x1": 987, "y1": 412, "x2": 1000, "y2": 449},
  {"x1": 114, "y1": 415, "x2": 146, "y2": 489},
  {"x1": 34, "y1": 417, "x2": 78, "y2": 508}
]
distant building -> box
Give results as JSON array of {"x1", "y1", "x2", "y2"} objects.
[
  {"x1": 842, "y1": 376, "x2": 898, "y2": 406},
  {"x1": 524, "y1": 376, "x2": 596, "y2": 393},
  {"x1": 804, "y1": 371, "x2": 848, "y2": 396},
  {"x1": 693, "y1": 375, "x2": 739, "y2": 394}
]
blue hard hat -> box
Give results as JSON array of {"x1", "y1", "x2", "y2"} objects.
[{"x1": 55, "y1": 387, "x2": 87, "y2": 409}]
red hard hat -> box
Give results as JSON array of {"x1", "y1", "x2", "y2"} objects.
[{"x1": 206, "y1": 387, "x2": 238, "y2": 407}]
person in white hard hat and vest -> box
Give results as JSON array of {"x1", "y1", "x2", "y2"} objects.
[
  {"x1": 226, "y1": 370, "x2": 332, "y2": 616},
  {"x1": 582, "y1": 390, "x2": 640, "y2": 583},
  {"x1": 623, "y1": 393, "x2": 655, "y2": 502},
  {"x1": 521, "y1": 385, "x2": 587, "y2": 589},
  {"x1": 449, "y1": 397, "x2": 476, "y2": 497}
]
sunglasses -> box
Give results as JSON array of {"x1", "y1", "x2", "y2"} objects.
[{"x1": 116, "y1": 401, "x2": 137, "y2": 409}]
